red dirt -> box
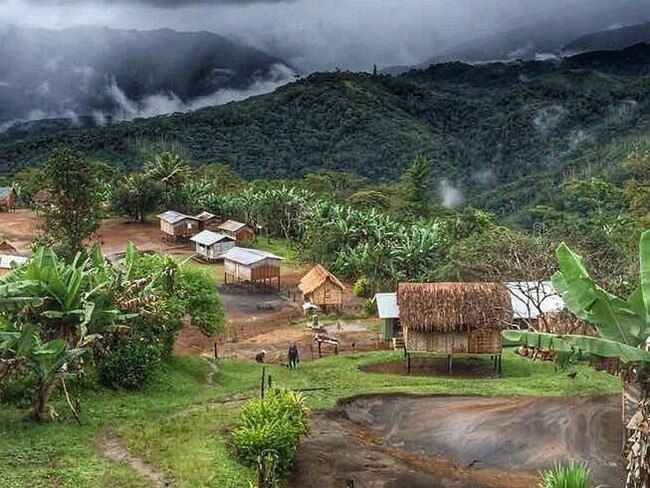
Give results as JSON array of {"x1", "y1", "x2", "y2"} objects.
[{"x1": 291, "y1": 394, "x2": 624, "y2": 488}]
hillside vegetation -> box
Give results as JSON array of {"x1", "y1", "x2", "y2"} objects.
[{"x1": 1, "y1": 44, "x2": 650, "y2": 214}]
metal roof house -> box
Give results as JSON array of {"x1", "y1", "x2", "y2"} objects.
[
  {"x1": 221, "y1": 247, "x2": 283, "y2": 288},
  {"x1": 298, "y1": 265, "x2": 345, "y2": 312},
  {"x1": 0, "y1": 254, "x2": 28, "y2": 269},
  {"x1": 217, "y1": 220, "x2": 254, "y2": 243},
  {"x1": 374, "y1": 292, "x2": 401, "y2": 341},
  {"x1": 194, "y1": 211, "x2": 221, "y2": 231},
  {"x1": 190, "y1": 230, "x2": 235, "y2": 262},
  {"x1": 506, "y1": 281, "x2": 564, "y2": 328},
  {"x1": 157, "y1": 211, "x2": 200, "y2": 243},
  {"x1": 0, "y1": 187, "x2": 17, "y2": 212}
]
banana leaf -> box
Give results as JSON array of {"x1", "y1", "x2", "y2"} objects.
[{"x1": 503, "y1": 330, "x2": 650, "y2": 364}]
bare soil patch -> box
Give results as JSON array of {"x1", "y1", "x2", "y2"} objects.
[
  {"x1": 362, "y1": 356, "x2": 500, "y2": 379},
  {"x1": 101, "y1": 429, "x2": 171, "y2": 487},
  {"x1": 291, "y1": 394, "x2": 624, "y2": 488}
]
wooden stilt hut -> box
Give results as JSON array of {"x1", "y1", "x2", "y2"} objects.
[{"x1": 397, "y1": 282, "x2": 512, "y2": 375}]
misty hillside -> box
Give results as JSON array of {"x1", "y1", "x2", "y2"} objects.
[
  {"x1": 0, "y1": 24, "x2": 293, "y2": 129},
  {"x1": 563, "y1": 22, "x2": 650, "y2": 54},
  {"x1": 1, "y1": 44, "x2": 650, "y2": 216}
]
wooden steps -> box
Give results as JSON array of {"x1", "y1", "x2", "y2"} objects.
[{"x1": 392, "y1": 335, "x2": 404, "y2": 351}]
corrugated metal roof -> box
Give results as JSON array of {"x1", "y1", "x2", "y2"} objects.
[
  {"x1": 0, "y1": 187, "x2": 15, "y2": 199},
  {"x1": 507, "y1": 282, "x2": 564, "y2": 319},
  {"x1": 218, "y1": 220, "x2": 247, "y2": 233},
  {"x1": 0, "y1": 254, "x2": 28, "y2": 269},
  {"x1": 375, "y1": 292, "x2": 399, "y2": 319},
  {"x1": 157, "y1": 210, "x2": 190, "y2": 224},
  {"x1": 190, "y1": 230, "x2": 234, "y2": 246},
  {"x1": 195, "y1": 211, "x2": 216, "y2": 221},
  {"x1": 220, "y1": 247, "x2": 283, "y2": 266}
]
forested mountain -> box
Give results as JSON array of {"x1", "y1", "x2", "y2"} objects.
[
  {"x1": 2, "y1": 44, "x2": 650, "y2": 216},
  {"x1": 0, "y1": 25, "x2": 292, "y2": 129},
  {"x1": 564, "y1": 22, "x2": 650, "y2": 54}
]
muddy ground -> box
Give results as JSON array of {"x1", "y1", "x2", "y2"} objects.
[{"x1": 291, "y1": 394, "x2": 624, "y2": 488}]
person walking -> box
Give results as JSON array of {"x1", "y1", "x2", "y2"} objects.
[{"x1": 287, "y1": 344, "x2": 300, "y2": 369}]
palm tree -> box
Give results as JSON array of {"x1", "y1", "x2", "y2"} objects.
[
  {"x1": 504, "y1": 231, "x2": 650, "y2": 488},
  {"x1": 144, "y1": 151, "x2": 190, "y2": 205}
]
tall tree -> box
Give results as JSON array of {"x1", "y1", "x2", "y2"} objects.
[
  {"x1": 112, "y1": 174, "x2": 164, "y2": 223},
  {"x1": 39, "y1": 148, "x2": 101, "y2": 259},
  {"x1": 400, "y1": 154, "x2": 431, "y2": 218},
  {"x1": 145, "y1": 151, "x2": 191, "y2": 206}
]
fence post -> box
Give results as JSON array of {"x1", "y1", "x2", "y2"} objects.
[
  {"x1": 260, "y1": 366, "x2": 266, "y2": 398},
  {"x1": 213, "y1": 342, "x2": 218, "y2": 359}
]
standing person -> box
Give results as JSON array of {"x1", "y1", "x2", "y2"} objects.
[{"x1": 287, "y1": 344, "x2": 300, "y2": 369}]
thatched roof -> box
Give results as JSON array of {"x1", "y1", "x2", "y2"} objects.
[
  {"x1": 299, "y1": 265, "x2": 345, "y2": 294},
  {"x1": 397, "y1": 282, "x2": 512, "y2": 333}
]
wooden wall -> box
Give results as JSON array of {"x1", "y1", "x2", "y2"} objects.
[
  {"x1": 305, "y1": 279, "x2": 343, "y2": 307},
  {"x1": 224, "y1": 257, "x2": 281, "y2": 283},
  {"x1": 194, "y1": 240, "x2": 235, "y2": 260},
  {"x1": 405, "y1": 329, "x2": 502, "y2": 355}
]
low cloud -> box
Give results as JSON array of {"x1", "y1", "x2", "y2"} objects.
[
  {"x1": 439, "y1": 179, "x2": 465, "y2": 208},
  {"x1": 107, "y1": 63, "x2": 296, "y2": 121}
]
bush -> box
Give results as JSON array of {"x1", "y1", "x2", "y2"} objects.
[
  {"x1": 98, "y1": 337, "x2": 160, "y2": 390},
  {"x1": 538, "y1": 462, "x2": 593, "y2": 488},
  {"x1": 353, "y1": 276, "x2": 371, "y2": 298},
  {"x1": 232, "y1": 390, "x2": 309, "y2": 482}
]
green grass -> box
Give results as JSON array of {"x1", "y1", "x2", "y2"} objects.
[{"x1": 0, "y1": 350, "x2": 620, "y2": 487}]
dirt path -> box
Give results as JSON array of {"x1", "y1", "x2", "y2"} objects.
[
  {"x1": 291, "y1": 394, "x2": 625, "y2": 488},
  {"x1": 101, "y1": 429, "x2": 171, "y2": 487}
]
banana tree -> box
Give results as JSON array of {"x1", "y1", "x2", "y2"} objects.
[{"x1": 503, "y1": 231, "x2": 650, "y2": 488}]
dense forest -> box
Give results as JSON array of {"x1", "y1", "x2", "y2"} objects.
[{"x1": 1, "y1": 44, "x2": 650, "y2": 218}]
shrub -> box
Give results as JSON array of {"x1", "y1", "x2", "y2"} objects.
[
  {"x1": 232, "y1": 390, "x2": 309, "y2": 482},
  {"x1": 538, "y1": 462, "x2": 593, "y2": 488},
  {"x1": 98, "y1": 337, "x2": 160, "y2": 390},
  {"x1": 353, "y1": 276, "x2": 371, "y2": 298}
]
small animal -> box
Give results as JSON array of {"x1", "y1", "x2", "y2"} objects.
[{"x1": 255, "y1": 350, "x2": 267, "y2": 363}]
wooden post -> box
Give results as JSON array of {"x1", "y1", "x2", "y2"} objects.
[
  {"x1": 407, "y1": 353, "x2": 412, "y2": 374},
  {"x1": 497, "y1": 355, "x2": 502, "y2": 376},
  {"x1": 267, "y1": 374, "x2": 272, "y2": 390},
  {"x1": 447, "y1": 355, "x2": 453, "y2": 374},
  {"x1": 318, "y1": 341, "x2": 322, "y2": 358},
  {"x1": 260, "y1": 366, "x2": 266, "y2": 398},
  {"x1": 213, "y1": 342, "x2": 218, "y2": 359}
]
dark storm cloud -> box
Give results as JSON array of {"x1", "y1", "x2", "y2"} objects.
[{"x1": 2, "y1": 0, "x2": 650, "y2": 71}]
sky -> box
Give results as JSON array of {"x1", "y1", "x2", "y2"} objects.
[{"x1": 2, "y1": 0, "x2": 650, "y2": 71}]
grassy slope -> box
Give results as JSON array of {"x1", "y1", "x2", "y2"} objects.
[{"x1": 0, "y1": 350, "x2": 620, "y2": 488}]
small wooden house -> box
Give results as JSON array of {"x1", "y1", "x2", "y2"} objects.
[
  {"x1": 397, "y1": 282, "x2": 512, "y2": 373},
  {"x1": 221, "y1": 247, "x2": 283, "y2": 288},
  {"x1": 194, "y1": 211, "x2": 221, "y2": 231},
  {"x1": 0, "y1": 241, "x2": 17, "y2": 254},
  {"x1": 298, "y1": 265, "x2": 345, "y2": 312},
  {"x1": 190, "y1": 230, "x2": 235, "y2": 262},
  {"x1": 217, "y1": 220, "x2": 254, "y2": 243},
  {"x1": 0, "y1": 187, "x2": 17, "y2": 212},
  {"x1": 157, "y1": 211, "x2": 200, "y2": 243},
  {"x1": 374, "y1": 292, "x2": 400, "y2": 341}
]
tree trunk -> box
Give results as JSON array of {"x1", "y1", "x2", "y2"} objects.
[
  {"x1": 626, "y1": 394, "x2": 650, "y2": 488},
  {"x1": 30, "y1": 380, "x2": 57, "y2": 423}
]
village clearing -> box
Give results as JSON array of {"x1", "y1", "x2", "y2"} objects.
[{"x1": 0, "y1": 210, "x2": 628, "y2": 487}]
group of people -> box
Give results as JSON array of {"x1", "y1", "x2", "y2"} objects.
[{"x1": 254, "y1": 343, "x2": 300, "y2": 369}]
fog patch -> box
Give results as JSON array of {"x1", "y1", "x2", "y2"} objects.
[
  {"x1": 108, "y1": 63, "x2": 295, "y2": 121},
  {"x1": 439, "y1": 179, "x2": 465, "y2": 208},
  {"x1": 533, "y1": 105, "x2": 568, "y2": 135},
  {"x1": 472, "y1": 168, "x2": 497, "y2": 187}
]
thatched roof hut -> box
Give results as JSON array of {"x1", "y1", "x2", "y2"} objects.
[
  {"x1": 397, "y1": 282, "x2": 512, "y2": 356},
  {"x1": 298, "y1": 265, "x2": 345, "y2": 312}
]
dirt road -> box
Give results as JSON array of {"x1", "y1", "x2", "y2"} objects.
[{"x1": 291, "y1": 394, "x2": 624, "y2": 488}]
